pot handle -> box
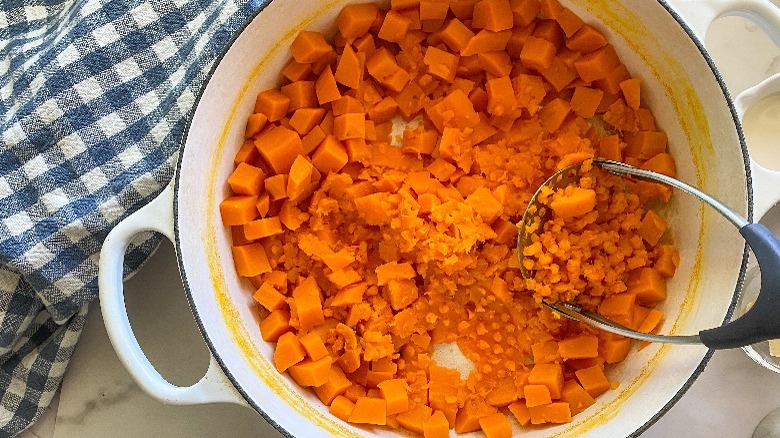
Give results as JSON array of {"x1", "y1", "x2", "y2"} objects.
[
  {"x1": 737, "y1": 76, "x2": 780, "y2": 221},
  {"x1": 98, "y1": 183, "x2": 247, "y2": 406},
  {"x1": 666, "y1": 0, "x2": 780, "y2": 220}
]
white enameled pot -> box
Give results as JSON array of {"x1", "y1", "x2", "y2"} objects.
[{"x1": 98, "y1": 0, "x2": 780, "y2": 436}]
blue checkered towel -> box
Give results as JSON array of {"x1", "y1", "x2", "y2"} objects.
[{"x1": 0, "y1": 0, "x2": 261, "y2": 435}]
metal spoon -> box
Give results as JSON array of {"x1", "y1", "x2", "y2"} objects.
[{"x1": 517, "y1": 158, "x2": 780, "y2": 349}]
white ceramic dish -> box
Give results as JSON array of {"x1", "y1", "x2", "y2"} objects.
[{"x1": 99, "y1": 0, "x2": 780, "y2": 436}]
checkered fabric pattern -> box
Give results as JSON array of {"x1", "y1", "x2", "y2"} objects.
[{"x1": 0, "y1": 0, "x2": 263, "y2": 435}]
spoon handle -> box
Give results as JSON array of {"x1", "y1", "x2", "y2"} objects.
[
  {"x1": 543, "y1": 302, "x2": 702, "y2": 345},
  {"x1": 699, "y1": 223, "x2": 780, "y2": 349},
  {"x1": 600, "y1": 159, "x2": 780, "y2": 349}
]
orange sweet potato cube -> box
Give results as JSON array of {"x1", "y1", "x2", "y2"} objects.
[
  {"x1": 529, "y1": 402, "x2": 572, "y2": 424},
  {"x1": 227, "y1": 162, "x2": 266, "y2": 196},
  {"x1": 600, "y1": 338, "x2": 632, "y2": 364},
  {"x1": 254, "y1": 89, "x2": 290, "y2": 121},
  {"x1": 253, "y1": 283, "x2": 286, "y2": 311},
  {"x1": 575, "y1": 365, "x2": 611, "y2": 397},
  {"x1": 628, "y1": 267, "x2": 667, "y2": 305},
  {"x1": 654, "y1": 244, "x2": 680, "y2": 278},
  {"x1": 520, "y1": 36, "x2": 556, "y2": 70},
  {"x1": 557, "y1": 335, "x2": 599, "y2": 360},
  {"x1": 329, "y1": 395, "x2": 355, "y2": 422},
  {"x1": 311, "y1": 136, "x2": 349, "y2": 173},
  {"x1": 335, "y1": 45, "x2": 365, "y2": 89},
  {"x1": 571, "y1": 86, "x2": 604, "y2": 119},
  {"x1": 479, "y1": 412, "x2": 512, "y2": 438},
  {"x1": 424, "y1": 46, "x2": 459, "y2": 82},
  {"x1": 333, "y1": 113, "x2": 366, "y2": 140},
  {"x1": 378, "y1": 10, "x2": 411, "y2": 43},
  {"x1": 549, "y1": 187, "x2": 595, "y2": 218},
  {"x1": 641, "y1": 152, "x2": 677, "y2": 177},
  {"x1": 259, "y1": 309, "x2": 291, "y2": 342},
  {"x1": 220, "y1": 195, "x2": 259, "y2": 226},
  {"x1": 337, "y1": 3, "x2": 379, "y2": 39},
  {"x1": 314, "y1": 366, "x2": 353, "y2": 405},
  {"x1": 384, "y1": 279, "x2": 419, "y2": 311},
  {"x1": 598, "y1": 292, "x2": 636, "y2": 317},
  {"x1": 255, "y1": 126, "x2": 305, "y2": 174},
  {"x1": 440, "y1": 18, "x2": 475, "y2": 52},
  {"x1": 472, "y1": 0, "x2": 514, "y2": 31},
  {"x1": 454, "y1": 398, "x2": 498, "y2": 433},
  {"x1": 508, "y1": 401, "x2": 531, "y2": 426},
  {"x1": 528, "y1": 363, "x2": 564, "y2": 399},
  {"x1": 560, "y1": 380, "x2": 595, "y2": 415},
  {"x1": 290, "y1": 30, "x2": 333, "y2": 64},
  {"x1": 624, "y1": 130, "x2": 668, "y2": 159},
  {"x1": 231, "y1": 243, "x2": 271, "y2": 277},
  {"x1": 274, "y1": 332, "x2": 305, "y2": 372},
  {"x1": 288, "y1": 355, "x2": 333, "y2": 387},
  {"x1": 638, "y1": 209, "x2": 668, "y2": 246},
  {"x1": 524, "y1": 384, "x2": 552, "y2": 407},
  {"x1": 485, "y1": 377, "x2": 519, "y2": 407},
  {"x1": 292, "y1": 276, "x2": 325, "y2": 332},
  {"x1": 299, "y1": 332, "x2": 329, "y2": 361},
  {"x1": 485, "y1": 76, "x2": 518, "y2": 116},
  {"x1": 422, "y1": 410, "x2": 449, "y2": 438},
  {"x1": 348, "y1": 397, "x2": 387, "y2": 425},
  {"x1": 378, "y1": 378, "x2": 410, "y2": 415},
  {"x1": 287, "y1": 155, "x2": 320, "y2": 203},
  {"x1": 243, "y1": 216, "x2": 284, "y2": 240},
  {"x1": 281, "y1": 80, "x2": 318, "y2": 111}
]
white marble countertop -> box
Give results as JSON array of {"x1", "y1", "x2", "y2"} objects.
[{"x1": 18, "y1": 9, "x2": 780, "y2": 438}]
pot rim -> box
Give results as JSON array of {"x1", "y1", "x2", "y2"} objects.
[{"x1": 171, "y1": 1, "x2": 752, "y2": 436}]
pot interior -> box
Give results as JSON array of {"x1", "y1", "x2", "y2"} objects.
[{"x1": 175, "y1": 1, "x2": 749, "y2": 436}]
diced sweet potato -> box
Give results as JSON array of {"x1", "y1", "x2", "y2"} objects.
[
  {"x1": 256, "y1": 126, "x2": 305, "y2": 174},
  {"x1": 528, "y1": 363, "x2": 564, "y2": 399},
  {"x1": 524, "y1": 384, "x2": 552, "y2": 407},
  {"x1": 223, "y1": 3, "x2": 679, "y2": 431},
  {"x1": 330, "y1": 395, "x2": 356, "y2": 422},
  {"x1": 220, "y1": 196, "x2": 259, "y2": 226},
  {"x1": 292, "y1": 276, "x2": 325, "y2": 332},
  {"x1": 600, "y1": 338, "x2": 631, "y2": 364},
  {"x1": 561, "y1": 380, "x2": 595, "y2": 415},
  {"x1": 558, "y1": 335, "x2": 599, "y2": 360},
  {"x1": 455, "y1": 398, "x2": 498, "y2": 433},
  {"x1": 337, "y1": 3, "x2": 379, "y2": 39},
  {"x1": 550, "y1": 187, "x2": 596, "y2": 219},
  {"x1": 231, "y1": 243, "x2": 271, "y2": 277},
  {"x1": 397, "y1": 404, "x2": 433, "y2": 434},
  {"x1": 260, "y1": 309, "x2": 291, "y2": 342},
  {"x1": 575, "y1": 365, "x2": 610, "y2": 397},
  {"x1": 638, "y1": 209, "x2": 667, "y2": 246},
  {"x1": 253, "y1": 283, "x2": 286, "y2": 311},
  {"x1": 378, "y1": 378, "x2": 410, "y2": 415},
  {"x1": 529, "y1": 402, "x2": 572, "y2": 424},
  {"x1": 274, "y1": 332, "x2": 306, "y2": 372},
  {"x1": 289, "y1": 355, "x2": 333, "y2": 387},
  {"x1": 348, "y1": 397, "x2": 387, "y2": 425},
  {"x1": 628, "y1": 267, "x2": 667, "y2": 305},
  {"x1": 290, "y1": 31, "x2": 333, "y2": 64},
  {"x1": 422, "y1": 409, "x2": 449, "y2": 438},
  {"x1": 479, "y1": 412, "x2": 512, "y2": 438}
]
